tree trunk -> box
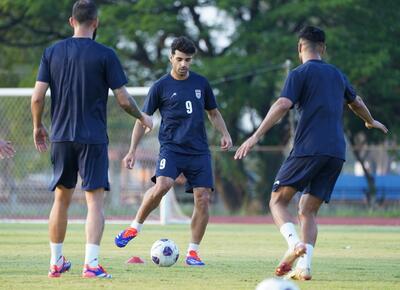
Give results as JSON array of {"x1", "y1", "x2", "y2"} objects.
[
  {"x1": 351, "y1": 147, "x2": 377, "y2": 207},
  {"x1": 214, "y1": 171, "x2": 246, "y2": 212}
]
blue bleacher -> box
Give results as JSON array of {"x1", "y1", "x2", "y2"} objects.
[
  {"x1": 331, "y1": 174, "x2": 400, "y2": 201},
  {"x1": 375, "y1": 175, "x2": 400, "y2": 200}
]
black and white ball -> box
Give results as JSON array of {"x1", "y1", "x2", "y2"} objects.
[{"x1": 150, "y1": 238, "x2": 179, "y2": 267}]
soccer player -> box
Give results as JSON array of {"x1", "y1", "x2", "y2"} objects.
[
  {"x1": 31, "y1": 0, "x2": 152, "y2": 278},
  {"x1": 114, "y1": 36, "x2": 232, "y2": 266},
  {"x1": 234, "y1": 26, "x2": 388, "y2": 280},
  {"x1": 0, "y1": 139, "x2": 15, "y2": 159}
]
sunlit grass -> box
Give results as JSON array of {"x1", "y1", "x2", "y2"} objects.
[{"x1": 0, "y1": 223, "x2": 399, "y2": 290}]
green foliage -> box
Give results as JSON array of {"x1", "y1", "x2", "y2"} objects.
[{"x1": 0, "y1": 0, "x2": 398, "y2": 211}]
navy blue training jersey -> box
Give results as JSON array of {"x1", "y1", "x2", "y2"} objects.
[
  {"x1": 281, "y1": 59, "x2": 357, "y2": 160},
  {"x1": 37, "y1": 37, "x2": 128, "y2": 144},
  {"x1": 143, "y1": 72, "x2": 218, "y2": 155}
]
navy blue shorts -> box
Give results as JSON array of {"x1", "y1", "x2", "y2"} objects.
[
  {"x1": 151, "y1": 149, "x2": 214, "y2": 193},
  {"x1": 49, "y1": 142, "x2": 110, "y2": 191},
  {"x1": 272, "y1": 155, "x2": 344, "y2": 203}
]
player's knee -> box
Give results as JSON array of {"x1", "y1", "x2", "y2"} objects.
[
  {"x1": 268, "y1": 196, "x2": 276, "y2": 209},
  {"x1": 154, "y1": 181, "x2": 172, "y2": 195},
  {"x1": 297, "y1": 208, "x2": 306, "y2": 219},
  {"x1": 194, "y1": 190, "x2": 210, "y2": 209},
  {"x1": 54, "y1": 194, "x2": 72, "y2": 207},
  {"x1": 269, "y1": 193, "x2": 290, "y2": 208},
  {"x1": 298, "y1": 207, "x2": 316, "y2": 219}
]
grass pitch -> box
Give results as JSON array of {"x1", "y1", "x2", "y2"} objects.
[{"x1": 0, "y1": 223, "x2": 399, "y2": 290}]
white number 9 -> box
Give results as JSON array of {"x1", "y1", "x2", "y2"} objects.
[
  {"x1": 159, "y1": 158, "x2": 166, "y2": 170},
  {"x1": 185, "y1": 101, "x2": 193, "y2": 114}
]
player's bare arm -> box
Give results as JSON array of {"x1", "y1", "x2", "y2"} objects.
[
  {"x1": 234, "y1": 97, "x2": 292, "y2": 160},
  {"x1": 123, "y1": 119, "x2": 148, "y2": 169},
  {"x1": 347, "y1": 95, "x2": 388, "y2": 134},
  {"x1": 0, "y1": 139, "x2": 15, "y2": 159},
  {"x1": 206, "y1": 108, "x2": 232, "y2": 151},
  {"x1": 113, "y1": 86, "x2": 153, "y2": 131},
  {"x1": 31, "y1": 81, "x2": 49, "y2": 153}
]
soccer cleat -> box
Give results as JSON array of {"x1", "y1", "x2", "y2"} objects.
[
  {"x1": 82, "y1": 264, "x2": 112, "y2": 278},
  {"x1": 275, "y1": 242, "x2": 306, "y2": 276},
  {"x1": 114, "y1": 227, "x2": 138, "y2": 248},
  {"x1": 185, "y1": 250, "x2": 205, "y2": 266},
  {"x1": 287, "y1": 267, "x2": 312, "y2": 281},
  {"x1": 48, "y1": 256, "x2": 71, "y2": 278}
]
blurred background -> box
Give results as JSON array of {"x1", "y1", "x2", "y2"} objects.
[{"x1": 0, "y1": 0, "x2": 399, "y2": 219}]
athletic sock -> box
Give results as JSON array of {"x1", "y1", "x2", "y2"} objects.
[
  {"x1": 130, "y1": 220, "x2": 143, "y2": 233},
  {"x1": 84, "y1": 244, "x2": 100, "y2": 268},
  {"x1": 279, "y1": 222, "x2": 301, "y2": 250},
  {"x1": 296, "y1": 243, "x2": 314, "y2": 269},
  {"x1": 50, "y1": 242, "x2": 63, "y2": 266},
  {"x1": 187, "y1": 243, "x2": 200, "y2": 255}
]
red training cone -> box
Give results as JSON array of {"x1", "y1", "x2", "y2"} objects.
[{"x1": 126, "y1": 256, "x2": 145, "y2": 264}]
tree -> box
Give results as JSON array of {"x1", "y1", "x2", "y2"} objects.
[{"x1": 0, "y1": 0, "x2": 398, "y2": 211}]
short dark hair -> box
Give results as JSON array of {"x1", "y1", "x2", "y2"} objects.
[
  {"x1": 298, "y1": 26, "x2": 325, "y2": 43},
  {"x1": 72, "y1": 0, "x2": 98, "y2": 24},
  {"x1": 171, "y1": 36, "x2": 196, "y2": 55}
]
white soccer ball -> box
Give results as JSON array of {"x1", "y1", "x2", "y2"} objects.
[
  {"x1": 150, "y1": 238, "x2": 179, "y2": 267},
  {"x1": 255, "y1": 278, "x2": 299, "y2": 290}
]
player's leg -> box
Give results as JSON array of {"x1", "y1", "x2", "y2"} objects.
[
  {"x1": 298, "y1": 193, "x2": 323, "y2": 246},
  {"x1": 115, "y1": 151, "x2": 178, "y2": 248},
  {"x1": 291, "y1": 157, "x2": 344, "y2": 280},
  {"x1": 48, "y1": 186, "x2": 74, "y2": 277},
  {"x1": 270, "y1": 156, "x2": 325, "y2": 276},
  {"x1": 270, "y1": 185, "x2": 303, "y2": 251},
  {"x1": 191, "y1": 187, "x2": 211, "y2": 244},
  {"x1": 269, "y1": 185, "x2": 298, "y2": 228},
  {"x1": 77, "y1": 143, "x2": 111, "y2": 278},
  {"x1": 135, "y1": 176, "x2": 175, "y2": 223},
  {"x1": 270, "y1": 186, "x2": 306, "y2": 275},
  {"x1": 115, "y1": 177, "x2": 175, "y2": 247},
  {"x1": 49, "y1": 186, "x2": 73, "y2": 243},
  {"x1": 82, "y1": 188, "x2": 111, "y2": 278},
  {"x1": 184, "y1": 187, "x2": 211, "y2": 266},
  {"x1": 289, "y1": 193, "x2": 322, "y2": 280},
  {"x1": 183, "y1": 154, "x2": 213, "y2": 266},
  {"x1": 85, "y1": 188, "x2": 105, "y2": 256},
  {"x1": 48, "y1": 142, "x2": 77, "y2": 278}
]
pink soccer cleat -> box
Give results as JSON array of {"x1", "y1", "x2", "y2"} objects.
[
  {"x1": 82, "y1": 264, "x2": 112, "y2": 278},
  {"x1": 48, "y1": 256, "x2": 71, "y2": 278}
]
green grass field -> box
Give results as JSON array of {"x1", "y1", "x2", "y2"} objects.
[{"x1": 0, "y1": 223, "x2": 399, "y2": 290}]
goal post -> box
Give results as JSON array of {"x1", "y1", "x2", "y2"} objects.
[{"x1": 0, "y1": 87, "x2": 190, "y2": 224}]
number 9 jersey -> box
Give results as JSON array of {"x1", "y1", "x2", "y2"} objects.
[{"x1": 142, "y1": 71, "x2": 218, "y2": 155}]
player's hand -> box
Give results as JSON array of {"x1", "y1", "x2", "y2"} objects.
[
  {"x1": 234, "y1": 135, "x2": 259, "y2": 160},
  {"x1": 123, "y1": 150, "x2": 136, "y2": 169},
  {"x1": 365, "y1": 120, "x2": 388, "y2": 134},
  {"x1": 0, "y1": 140, "x2": 15, "y2": 159},
  {"x1": 139, "y1": 112, "x2": 153, "y2": 134},
  {"x1": 220, "y1": 134, "x2": 233, "y2": 151},
  {"x1": 33, "y1": 124, "x2": 48, "y2": 153}
]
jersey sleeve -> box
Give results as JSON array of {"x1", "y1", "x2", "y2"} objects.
[
  {"x1": 142, "y1": 83, "x2": 160, "y2": 115},
  {"x1": 204, "y1": 80, "x2": 218, "y2": 110},
  {"x1": 37, "y1": 49, "x2": 50, "y2": 83},
  {"x1": 342, "y1": 74, "x2": 357, "y2": 102},
  {"x1": 105, "y1": 49, "x2": 128, "y2": 90},
  {"x1": 280, "y1": 70, "x2": 303, "y2": 105}
]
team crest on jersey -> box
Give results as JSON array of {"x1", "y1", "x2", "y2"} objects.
[{"x1": 195, "y1": 89, "x2": 202, "y2": 99}]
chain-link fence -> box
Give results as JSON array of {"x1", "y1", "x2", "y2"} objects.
[
  {"x1": 1, "y1": 93, "x2": 399, "y2": 219},
  {"x1": 0, "y1": 92, "x2": 166, "y2": 219}
]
